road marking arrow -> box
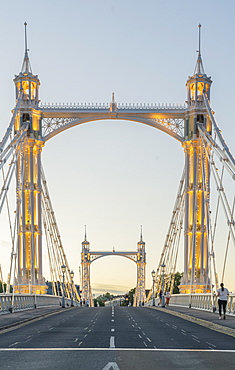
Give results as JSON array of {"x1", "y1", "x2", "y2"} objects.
[{"x1": 102, "y1": 362, "x2": 120, "y2": 370}]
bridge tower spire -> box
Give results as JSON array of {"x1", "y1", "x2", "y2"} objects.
[
  {"x1": 13, "y1": 23, "x2": 46, "y2": 294},
  {"x1": 180, "y1": 24, "x2": 212, "y2": 293}
]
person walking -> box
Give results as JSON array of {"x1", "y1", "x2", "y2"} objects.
[
  {"x1": 217, "y1": 283, "x2": 229, "y2": 319},
  {"x1": 165, "y1": 291, "x2": 171, "y2": 306},
  {"x1": 158, "y1": 290, "x2": 162, "y2": 306}
]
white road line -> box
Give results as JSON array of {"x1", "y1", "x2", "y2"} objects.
[
  {"x1": 0, "y1": 348, "x2": 235, "y2": 352},
  {"x1": 84, "y1": 334, "x2": 87, "y2": 338},
  {"x1": 78, "y1": 342, "x2": 82, "y2": 347},
  {"x1": 138, "y1": 334, "x2": 142, "y2": 338},
  {"x1": 73, "y1": 338, "x2": 79, "y2": 343},
  {"x1": 84, "y1": 327, "x2": 88, "y2": 331},
  {"x1": 142, "y1": 332, "x2": 146, "y2": 336},
  {"x1": 143, "y1": 341, "x2": 147, "y2": 347},
  {"x1": 8, "y1": 342, "x2": 19, "y2": 348},
  {"x1": 165, "y1": 323, "x2": 170, "y2": 326},
  {"x1": 181, "y1": 329, "x2": 186, "y2": 333},
  {"x1": 181, "y1": 332, "x2": 187, "y2": 336},
  {"x1": 110, "y1": 336, "x2": 115, "y2": 348},
  {"x1": 111, "y1": 329, "x2": 115, "y2": 332},
  {"x1": 146, "y1": 337, "x2": 151, "y2": 342},
  {"x1": 138, "y1": 327, "x2": 141, "y2": 330},
  {"x1": 192, "y1": 335, "x2": 199, "y2": 339},
  {"x1": 111, "y1": 319, "x2": 114, "y2": 322},
  {"x1": 192, "y1": 338, "x2": 200, "y2": 343},
  {"x1": 206, "y1": 342, "x2": 216, "y2": 348}
]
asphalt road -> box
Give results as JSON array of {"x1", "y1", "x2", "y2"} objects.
[{"x1": 0, "y1": 306, "x2": 234, "y2": 370}]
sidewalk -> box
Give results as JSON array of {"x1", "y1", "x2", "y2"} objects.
[
  {"x1": 0, "y1": 306, "x2": 67, "y2": 331},
  {"x1": 148, "y1": 304, "x2": 235, "y2": 336}
]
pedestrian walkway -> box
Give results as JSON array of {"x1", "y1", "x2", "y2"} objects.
[
  {"x1": 0, "y1": 306, "x2": 67, "y2": 332},
  {"x1": 148, "y1": 305, "x2": 235, "y2": 337}
]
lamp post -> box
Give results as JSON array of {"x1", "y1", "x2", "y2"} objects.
[
  {"x1": 161, "y1": 263, "x2": 166, "y2": 307},
  {"x1": 61, "y1": 264, "x2": 66, "y2": 308},
  {"x1": 151, "y1": 270, "x2": 156, "y2": 306},
  {"x1": 70, "y1": 270, "x2": 74, "y2": 307}
]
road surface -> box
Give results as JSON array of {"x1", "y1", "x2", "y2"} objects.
[{"x1": 0, "y1": 306, "x2": 234, "y2": 369}]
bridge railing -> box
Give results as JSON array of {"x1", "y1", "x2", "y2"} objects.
[
  {"x1": 39, "y1": 102, "x2": 187, "y2": 110},
  {"x1": 145, "y1": 293, "x2": 235, "y2": 316},
  {"x1": 0, "y1": 294, "x2": 79, "y2": 314}
]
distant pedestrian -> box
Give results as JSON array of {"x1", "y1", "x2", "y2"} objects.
[
  {"x1": 217, "y1": 283, "x2": 229, "y2": 319},
  {"x1": 158, "y1": 290, "x2": 162, "y2": 306},
  {"x1": 166, "y1": 291, "x2": 171, "y2": 306}
]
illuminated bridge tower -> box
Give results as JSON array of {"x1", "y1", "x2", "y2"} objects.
[
  {"x1": 180, "y1": 25, "x2": 212, "y2": 293},
  {"x1": 134, "y1": 230, "x2": 146, "y2": 306},
  {"x1": 14, "y1": 23, "x2": 46, "y2": 293},
  {"x1": 81, "y1": 230, "x2": 92, "y2": 305}
]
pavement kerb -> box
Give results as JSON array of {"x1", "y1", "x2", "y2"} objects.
[
  {"x1": 148, "y1": 306, "x2": 235, "y2": 338},
  {"x1": 0, "y1": 307, "x2": 75, "y2": 333}
]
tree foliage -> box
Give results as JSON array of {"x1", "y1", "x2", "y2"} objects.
[{"x1": 173, "y1": 272, "x2": 183, "y2": 294}]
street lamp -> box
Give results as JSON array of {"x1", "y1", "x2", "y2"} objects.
[
  {"x1": 70, "y1": 270, "x2": 74, "y2": 307},
  {"x1": 151, "y1": 270, "x2": 156, "y2": 306},
  {"x1": 61, "y1": 264, "x2": 66, "y2": 308},
  {"x1": 161, "y1": 263, "x2": 166, "y2": 307}
]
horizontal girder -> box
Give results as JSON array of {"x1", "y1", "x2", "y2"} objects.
[{"x1": 40, "y1": 105, "x2": 185, "y2": 142}]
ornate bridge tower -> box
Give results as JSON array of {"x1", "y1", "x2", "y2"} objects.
[
  {"x1": 81, "y1": 230, "x2": 92, "y2": 305},
  {"x1": 180, "y1": 25, "x2": 212, "y2": 293},
  {"x1": 81, "y1": 230, "x2": 146, "y2": 307},
  {"x1": 14, "y1": 24, "x2": 46, "y2": 293}
]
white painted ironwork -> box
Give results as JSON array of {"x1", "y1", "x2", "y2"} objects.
[{"x1": 81, "y1": 231, "x2": 146, "y2": 307}]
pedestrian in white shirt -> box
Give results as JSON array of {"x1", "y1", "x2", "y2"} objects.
[{"x1": 217, "y1": 283, "x2": 229, "y2": 320}]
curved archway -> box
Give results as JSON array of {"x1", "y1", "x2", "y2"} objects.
[{"x1": 81, "y1": 240, "x2": 146, "y2": 307}]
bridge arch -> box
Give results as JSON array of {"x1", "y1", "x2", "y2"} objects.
[{"x1": 42, "y1": 115, "x2": 184, "y2": 143}]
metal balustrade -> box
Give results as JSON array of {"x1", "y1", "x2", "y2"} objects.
[
  {"x1": 145, "y1": 293, "x2": 235, "y2": 316},
  {"x1": 0, "y1": 294, "x2": 79, "y2": 314},
  {"x1": 39, "y1": 102, "x2": 187, "y2": 110}
]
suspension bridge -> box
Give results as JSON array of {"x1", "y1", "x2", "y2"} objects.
[{"x1": 0, "y1": 23, "x2": 234, "y2": 313}]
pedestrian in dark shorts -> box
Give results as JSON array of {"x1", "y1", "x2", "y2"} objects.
[{"x1": 217, "y1": 283, "x2": 229, "y2": 320}]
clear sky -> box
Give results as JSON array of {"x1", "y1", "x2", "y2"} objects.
[{"x1": 0, "y1": 0, "x2": 235, "y2": 295}]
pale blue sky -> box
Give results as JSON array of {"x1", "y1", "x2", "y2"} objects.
[{"x1": 0, "y1": 0, "x2": 235, "y2": 295}]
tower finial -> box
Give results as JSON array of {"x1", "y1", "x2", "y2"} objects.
[
  {"x1": 24, "y1": 22, "x2": 28, "y2": 55},
  {"x1": 140, "y1": 225, "x2": 143, "y2": 241},
  {"x1": 198, "y1": 24, "x2": 201, "y2": 56},
  {"x1": 194, "y1": 23, "x2": 205, "y2": 75},
  {"x1": 84, "y1": 225, "x2": 87, "y2": 241},
  {"x1": 21, "y1": 22, "x2": 32, "y2": 74}
]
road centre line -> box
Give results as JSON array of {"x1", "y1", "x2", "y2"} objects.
[
  {"x1": 110, "y1": 336, "x2": 115, "y2": 348},
  {"x1": 0, "y1": 348, "x2": 235, "y2": 352}
]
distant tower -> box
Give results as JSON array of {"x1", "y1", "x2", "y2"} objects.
[
  {"x1": 134, "y1": 226, "x2": 146, "y2": 306},
  {"x1": 81, "y1": 227, "x2": 93, "y2": 305},
  {"x1": 180, "y1": 25, "x2": 212, "y2": 293},
  {"x1": 14, "y1": 23, "x2": 46, "y2": 293}
]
